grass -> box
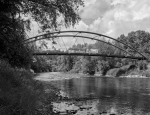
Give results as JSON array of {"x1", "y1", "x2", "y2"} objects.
[{"x1": 0, "y1": 60, "x2": 47, "y2": 114}]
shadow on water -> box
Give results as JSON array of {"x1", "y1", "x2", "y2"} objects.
[{"x1": 50, "y1": 76, "x2": 150, "y2": 114}]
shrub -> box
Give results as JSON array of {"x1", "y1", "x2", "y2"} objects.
[
  {"x1": 138, "y1": 61, "x2": 148, "y2": 70},
  {"x1": 106, "y1": 64, "x2": 137, "y2": 77},
  {"x1": 0, "y1": 60, "x2": 44, "y2": 114},
  {"x1": 142, "y1": 70, "x2": 150, "y2": 77}
]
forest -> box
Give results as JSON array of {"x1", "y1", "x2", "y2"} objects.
[{"x1": 31, "y1": 30, "x2": 150, "y2": 76}]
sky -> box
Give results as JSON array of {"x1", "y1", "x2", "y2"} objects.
[
  {"x1": 29, "y1": 0, "x2": 150, "y2": 49},
  {"x1": 75, "y1": 0, "x2": 150, "y2": 38}
]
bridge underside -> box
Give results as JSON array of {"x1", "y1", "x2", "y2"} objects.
[{"x1": 33, "y1": 52, "x2": 147, "y2": 60}]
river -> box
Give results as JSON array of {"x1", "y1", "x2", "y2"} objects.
[{"x1": 36, "y1": 72, "x2": 150, "y2": 115}]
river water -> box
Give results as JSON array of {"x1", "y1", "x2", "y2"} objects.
[{"x1": 37, "y1": 73, "x2": 150, "y2": 114}]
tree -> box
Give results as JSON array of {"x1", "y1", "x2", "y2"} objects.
[
  {"x1": 55, "y1": 55, "x2": 74, "y2": 72},
  {"x1": 0, "y1": 0, "x2": 83, "y2": 31},
  {"x1": 0, "y1": 0, "x2": 84, "y2": 67},
  {"x1": 0, "y1": 10, "x2": 32, "y2": 67},
  {"x1": 117, "y1": 31, "x2": 150, "y2": 56},
  {"x1": 71, "y1": 56, "x2": 82, "y2": 73},
  {"x1": 81, "y1": 56, "x2": 96, "y2": 74},
  {"x1": 116, "y1": 30, "x2": 150, "y2": 67}
]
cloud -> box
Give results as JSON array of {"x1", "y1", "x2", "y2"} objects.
[
  {"x1": 110, "y1": 0, "x2": 131, "y2": 6},
  {"x1": 133, "y1": 4, "x2": 150, "y2": 20},
  {"x1": 80, "y1": 0, "x2": 111, "y2": 25},
  {"x1": 27, "y1": 21, "x2": 40, "y2": 37},
  {"x1": 85, "y1": 0, "x2": 150, "y2": 38},
  {"x1": 84, "y1": 0, "x2": 97, "y2": 6},
  {"x1": 114, "y1": 10, "x2": 132, "y2": 21},
  {"x1": 73, "y1": 21, "x2": 89, "y2": 31}
]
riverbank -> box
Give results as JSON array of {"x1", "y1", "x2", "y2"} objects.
[
  {"x1": 0, "y1": 60, "x2": 45, "y2": 114},
  {"x1": 35, "y1": 70, "x2": 150, "y2": 82},
  {"x1": 106, "y1": 64, "x2": 150, "y2": 78}
]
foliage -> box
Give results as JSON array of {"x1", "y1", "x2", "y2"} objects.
[
  {"x1": 34, "y1": 30, "x2": 150, "y2": 76},
  {"x1": 81, "y1": 56, "x2": 95, "y2": 74},
  {"x1": 70, "y1": 56, "x2": 82, "y2": 73},
  {"x1": 0, "y1": 10, "x2": 32, "y2": 67},
  {"x1": 117, "y1": 30, "x2": 150, "y2": 63},
  {"x1": 0, "y1": 0, "x2": 84, "y2": 68},
  {"x1": 31, "y1": 55, "x2": 52, "y2": 72},
  {"x1": 138, "y1": 60, "x2": 148, "y2": 70},
  {"x1": 0, "y1": 0, "x2": 84, "y2": 30},
  {"x1": 106, "y1": 64, "x2": 137, "y2": 77},
  {"x1": 0, "y1": 60, "x2": 44, "y2": 114}
]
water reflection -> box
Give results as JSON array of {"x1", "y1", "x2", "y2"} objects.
[{"x1": 51, "y1": 77, "x2": 150, "y2": 114}]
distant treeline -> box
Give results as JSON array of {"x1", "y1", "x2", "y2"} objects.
[{"x1": 31, "y1": 30, "x2": 150, "y2": 75}]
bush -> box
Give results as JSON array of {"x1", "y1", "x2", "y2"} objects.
[
  {"x1": 106, "y1": 64, "x2": 137, "y2": 77},
  {"x1": 138, "y1": 61, "x2": 148, "y2": 70},
  {"x1": 142, "y1": 70, "x2": 150, "y2": 77},
  {"x1": 0, "y1": 60, "x2": 44, "y2": 114}
]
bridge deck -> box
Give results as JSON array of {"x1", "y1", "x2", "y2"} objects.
[{"x1": 33, "y1": 52, "x2": 147, "y2": 60}]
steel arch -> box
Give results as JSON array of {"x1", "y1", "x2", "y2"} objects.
[{"x1": 24, "y1": 31, "x2": 147, "y2": 60}]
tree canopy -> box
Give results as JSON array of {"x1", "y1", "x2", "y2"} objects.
[
  {"x1": 0, "y1": 0, "x2": 84, "y2": 31},
  {"x1": 0, "y1": 0, "x2": 84, "y2": 67}
]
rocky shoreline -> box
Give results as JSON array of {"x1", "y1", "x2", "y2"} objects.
[
  {"x1": 105, "y1": 74, "x2": 147, "y2": 78},
  {"x1": 52, "y1": 90, "x2": 119, "y2": 115},
  {"x1": 120, "y1": 75, "x2": 147, "y2": 78}
]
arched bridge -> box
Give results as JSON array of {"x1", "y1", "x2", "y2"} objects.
[{"x1": 24, "y1": 31, "x2": 148, "y2": 60}]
